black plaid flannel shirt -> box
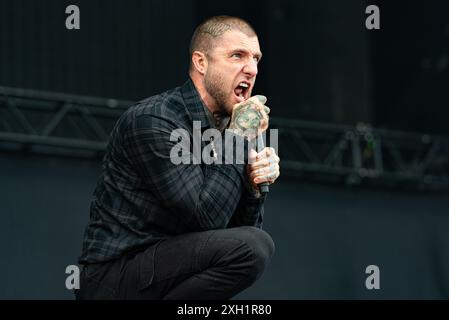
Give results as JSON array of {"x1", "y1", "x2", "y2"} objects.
[{"x1": 79, "y1": 79, "x2": 266, "y2": 264}]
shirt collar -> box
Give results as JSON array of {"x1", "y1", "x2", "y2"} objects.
[
  {"x1": 181, "y1": 78, "x2": 212, "y2": 129},
  {"x1": 181, "y1": 78, "x2": 230, "y2": 131}
]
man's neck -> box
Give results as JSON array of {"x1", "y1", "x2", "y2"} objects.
[
  {"x1": 212, "y1": 110, "x2": 230, "y2": 131},
  {"x1": 202, "y1": 104, "x2": 230, "y2": 131},
  {"x1": 190, "y1": 74, "x2": 230, "y2": 130}
]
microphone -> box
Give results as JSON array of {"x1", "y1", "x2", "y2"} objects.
[
  {"x1": 260, "y1": 178, "x2": 270, "y2": 194},
  {"x1": 256, "y1": 135, "x2": 269, "y2": 194}
]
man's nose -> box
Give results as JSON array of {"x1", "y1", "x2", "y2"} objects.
[{"x1": 243, "y1": 59, "x2": 258, "y2": 77}]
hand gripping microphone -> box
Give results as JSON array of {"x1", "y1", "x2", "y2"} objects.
[{"x1": 231, "y1": 95, "x2": 270, "y2": 194}]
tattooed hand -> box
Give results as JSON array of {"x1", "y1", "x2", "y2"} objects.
[
  {"x1": 247, "y1": 147, "x2": 280, "y2": 195},
  {"x1": 228, "y1": 95, "x2": 270, "y2": 140}
]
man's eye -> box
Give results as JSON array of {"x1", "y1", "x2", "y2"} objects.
[{"x1": 231, "y1": 53, "x2": 242, "y2": 58}]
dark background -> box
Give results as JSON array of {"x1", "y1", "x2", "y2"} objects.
[
  {"x1": 1, "y1": 0, "x2": 449, "y2": 299},
  {"x1": 2, "y1": 0, "x2": 449, "y2": 134}
]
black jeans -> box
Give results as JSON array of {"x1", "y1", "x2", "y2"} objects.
[{"x1": 75, "y1": 226, "x2": 275, "y2": 300}]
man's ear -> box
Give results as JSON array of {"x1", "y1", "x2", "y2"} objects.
[{"x1": 191, "y1": 51, "x2": 208, "y2": 75}]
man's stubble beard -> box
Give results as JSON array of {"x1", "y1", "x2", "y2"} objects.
[{"x1": 204, "y1": 68, "x2": 232, "y2": 115}]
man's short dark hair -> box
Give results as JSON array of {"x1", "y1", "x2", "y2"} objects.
[{"x1": 189, "y1": 16, "x2": 257, "y2": 62}]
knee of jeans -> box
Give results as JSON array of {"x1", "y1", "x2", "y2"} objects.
[{"x1": 237, "y1": 227, "x2": 275, "y2": 280}]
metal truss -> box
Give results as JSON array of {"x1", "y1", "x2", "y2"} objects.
[
  {"x1": 0, "y1": 86, "x2": 132, "y2": 158},
  {"x1": 1, "y1": 86, "x2": 449, "y2": 190},
  {"x1": 271, "y1": 118, "x2": 449, "y2": 190}
]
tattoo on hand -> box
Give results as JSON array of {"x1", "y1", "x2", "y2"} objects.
[{"x1": 229, "y1": 100, "x2": 267, "y2": 139}]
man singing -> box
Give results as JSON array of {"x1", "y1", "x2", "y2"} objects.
[{"x1": 76, "y1": 15, "x2": 280, "y2": 300}]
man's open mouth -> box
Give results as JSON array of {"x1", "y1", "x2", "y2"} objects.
[{"x1": 234, "y1": 81, "x2": 250, "y2": 102}]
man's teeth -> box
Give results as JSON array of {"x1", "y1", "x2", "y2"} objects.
[{"x1": 239, "y1": 82, "x2": 249, "y2": 88}]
